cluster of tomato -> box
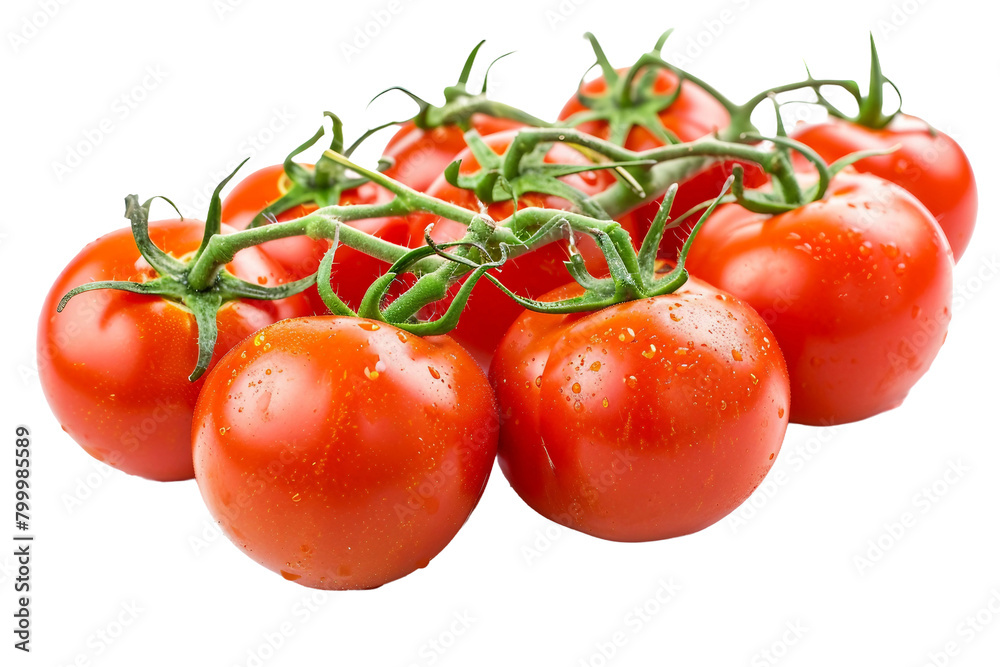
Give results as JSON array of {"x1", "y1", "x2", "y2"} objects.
[{"x1": 37, "y1": 36, "x2": 975, "y2": 590}]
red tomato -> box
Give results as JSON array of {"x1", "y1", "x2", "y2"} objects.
[
  {"x1": 422, "y1": 129, "x2": 636, "y2": 368},
  {"x1": 559, "y1": 67, "x2": 768, "y2": 260},
  {"x1": 490, "y1": 277, "x2": 789, "y2": 542},
  {"x1": 37, "y1": 220, "x2": 311, "y2": 481},
  {"x1": 686, "y1": 171, "x2": 953, "y2": 425},
  {"x1": 192, "y1": 317, "x2": 498, "y2": 590},
  {"x1": 221, "y1": 164, "x2": 412, "y2": 313},
  {"x1": 792, "y1": 115, "x2": 977, "y2": 260},
  {"x1": 381, "y1": 114, "x2": 524, "y2": 192}
]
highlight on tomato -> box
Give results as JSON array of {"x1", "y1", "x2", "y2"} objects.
[
  {"x1": 792, "y1": 115, "x2": 976, "y2": 261},
  {"x1": 490, "y1": 276, "x2": 790, "y2": 541},
  {"x1": 686, "y1": 171, "x2": 953, "y2": 425},
  {"x1": 38, "y1": 215, "x2": 311, "y2": 482},
  {"x1": 192, "y1": 316, "x2": 498, "y2": 590}
]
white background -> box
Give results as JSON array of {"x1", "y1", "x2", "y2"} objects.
[{"x1": 2, "y1": 0, "x2": 999, "y2": 665}]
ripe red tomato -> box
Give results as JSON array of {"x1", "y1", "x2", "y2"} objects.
[
  {"x1": 421, "y1": 129, "x2": 635, "y2": 368},
  {"x1": 192, "y1": 316, "x2": 498, "y2": 590},
  {"x1": 37, "y1": 220, "x2": 311, "y2": 481},
  {"x1": 792, "y1": 115, "x2": 977, "y2": 260},
  {"x1": 381, "y1": 114, "x2": 524, "y2": 192},
  {"x1": 558, "y1": 67, "x2": 768, "y2": 260},
  {"x1": 490, "y1": 277, "x2": 790, "y2": 542},
  {"x1": 686, "y1": 171, "x2": 953, "y2": 425},
  {"x1": 221, "y1": 164, "x2": 412, "y2": 313}
]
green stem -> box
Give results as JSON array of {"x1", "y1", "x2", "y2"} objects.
[{"x1": 186, "y1": 200, "x2": 421, "y2": 290}]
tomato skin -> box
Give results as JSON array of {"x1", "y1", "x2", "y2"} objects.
[
  {"x1": 37, "y1": 220, "x2": 311, "y2": 481},
  {"x1": 686, "y1": 171, "x2": 953, "y2": 425},
  {"x1": 381, "y1": 114, "x2": 524, "y2": 192},
  {"x1": 792, "y1": 115, "x2": 977, "y2": 260},
  {"x1": 221, "y1": 164, "x2": 412, "y2": 314},
  {"x1": 192, "y1": 317, "x2": 498, "y2": 590},
  {"x1": 559, "y1": 68, "x2": 767, "y2": 259},
  {"x1": 490, "y1": 278, "x2": 789, "y2": 542},
  {"x1": 422, "y1": 130, "x2": 635, "y2": 369}
]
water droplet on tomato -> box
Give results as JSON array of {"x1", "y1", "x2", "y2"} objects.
[
  {"x1": 428, "y1": 366, "x2": 441, "y2": 380},
  {"x1": 731, "y1": 349, "x2": 743, "y2": 361},
  {"x1": 590, "y1": 361, "x2": 601, "y2": 372},
  {"x1": 573, "y1": 400, "x2": 584, "y2": 412},
  {"x1": 625, "y1": 375, "x2": 638, "y2": 389},
  {"x1": 572, "y1": 382, "x2": 582, "y2": 394}
]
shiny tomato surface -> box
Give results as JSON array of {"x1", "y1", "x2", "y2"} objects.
[
  {"x1": 687, "y1": 171, "x2": 954, "y2": 425},
  {"x1": 38, "y1": 220, "x2": 310, "y2": 481},
  {"x1": 792, "y1": 115, "x2": 977, "y2": 260},
  {"x1": 491, "y1": 278, "x2": 789, "y2": 541},
  {"x1": 193, "y1": 316, "x2": 498, "y2": 589}
]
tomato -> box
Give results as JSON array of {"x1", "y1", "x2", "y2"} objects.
[
  {"x1": 686, "y1": 171, "x2": 953, "y2": 425},
  {"x1": 192, "y1": 316, "x2": 498, "y2": 590},
  {"x1": 37, "y1": 220, "x2": 311, "y2": 481},
  {"x1": 421, "y1": 129, "x2": 635, "y2": 368},
  {"x1": 490, "y1": 277, "x2": 789, "y2": 542},
  {"x1": 381, "y1": 114, "x2": 524, "y2": 192},
  {"x1": 791, "y1": 115, "x2": 977, "y2": 260},
  {"x1": 221, "y1": 164, "x2": 412, "y2": 313},
  {"x1": 559, "y1": 67, "x2": 768, "y2": 260}
]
